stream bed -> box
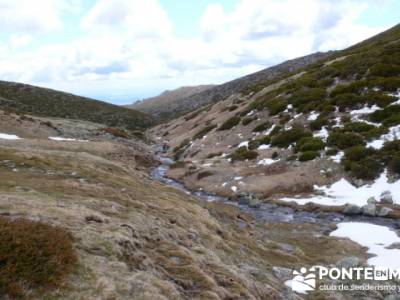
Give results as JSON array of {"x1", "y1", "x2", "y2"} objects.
[{"x1": 151, "y1": 156, "x2": 400, "y2": 230}]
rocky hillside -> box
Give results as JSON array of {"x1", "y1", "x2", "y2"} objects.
[
  {"x1": 0, "y1": 81, "x2": 153, "y2": 130},
  {"x1": 0, "y1": 109, "x2": 370, "y2": 300},
  {"x1": 152, "y1": 23, "x2": 400, "y2": 216},
  {"x1": 142, "y1": 52, "x2": 333, "y2": 121},
  {"x1": 128, "y1": 85, "x2": 214, "y2": 120}
]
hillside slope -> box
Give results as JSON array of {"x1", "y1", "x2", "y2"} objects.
[
  {"x1": 0, "y1": 81, "x2": 153, "y2": 130},
  {"x1": 144, "y1": 52, "x2": 333, "y2": 121},
  {"x1": 128, "y1": 85, "x2": 214, "y2": 120},
  {"x1": 152, "y1": 24, "x2": 400, "y2": 211}
]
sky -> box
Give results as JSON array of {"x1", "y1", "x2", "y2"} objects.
[{"x1": 0, "y1": 0, "x2": 399, "y2": 105}]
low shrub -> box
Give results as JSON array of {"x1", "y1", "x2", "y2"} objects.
[
  {"x1": 229, "y1": 147, "x2": 259, "y2": 161},
  {"x1": 242, "y1": 117, "x2": 255, "y2": 126},
  {"x1": 326, "y1": 148, "x2": 339, "y2": 156},
  {"x1": 369, "y1": 63, "x2": 400, "y2": 77},
  {"x1": 327, "y1": 132, "x2": 365, "y2": 149},
  {"x1": 388, "y1": 156, "x2": 400, "y2": 175},
  {"x1": 271, "y1": 127, "x2": 312, "y2": 148},
  {"x1": 197, "y1": 171, "x2": 214, "y2": 179},
  {"x1": 331, "y1": 93, "x2": 366, "y2": 111},
  {"x1": 266, "y1": 97, "x2": 288, "y2": 115},
  {"x1": 310, "y1": 116, "x2": 329, "y2": 131},
  {"x1": 295, "y1": 137, "x2": 325, "y2": 152},
  {"x1": 193, "y1": 125, "x2": 216, "y2": 140},
  {"x1": 299, "y1": 151, "x2": 320, "y2": 161},
  {"x1": 252, "y1": 121, "x2": 271, "y2": 132},
  {"x1": 349, "y1": 157, "x2": 383, "y2": 180},
  {"x1": 344, "y1": 146, "x2": 377, "y2": 161},
  {"x1": 0, "y1": 218, "x2": 77, "y2": 298},
  {"x1": 248, "y1": 136, "x2": 271, "y2": 150},
  {"x1": 370, "y1": 105, "x2": 400, "y2": 123},
  {"x1": 218, "y1": 116, "x2": 241, "y2": 131}
]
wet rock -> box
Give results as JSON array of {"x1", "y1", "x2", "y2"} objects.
[
  {"x1": 249, "y1": 197, "x2": 261, "y2": 208},
  {"x1": 380, "y1": 191, "x2": 394, "y2": 205},
  {"x1": 378, "y1": 207, "x2": 393, "y2": 217},
  {"x1": 362, "y1": 204, "x2": 376, "y2": 217},
  {"x1": 336, "y1": 256, "x2": 360, "y2": 268},
  {"x1": 343, "y1": 204, "x2": 362, "y2": 215},
  {"x1": 237, "y1": 193, "x2": 250, "y2": 205},
  {"x1": 353, "y1": 178, "x2": 366, "y2": 187},
  {"x1": 272, "y1": 266, "x2": 292, "y2": 281},
  {"x1": 367, "y1": 197, "x2": 377, "y2": 205}
]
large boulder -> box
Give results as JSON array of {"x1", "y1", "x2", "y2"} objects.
[
  {"x1": 343, "y1": 204, "x2": 362, "y2": 215},
  {"x1": 380, "y1": 191, "x2": 394, "y2": 205},
  {"x1": 272, "y1": 266, "x2": 292, "y2": 281},
  {"x1": 362, "y1": 204, "x2": 376, "y2": 217},
  {"x1": 336, "y1": 256, "x2": 360, "y2": 269},
  {"x1": 378, "y1": 207, "x2": 394, "y2": 217},
  {"x1": 249, "y1": 197, "x2": 261, "y2": 208},
  {"x1": 367, "y1": 197, "x2": 377, "y2": 205}
]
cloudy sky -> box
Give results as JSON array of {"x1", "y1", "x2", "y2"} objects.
[{"x1": 0, "y1": 0, "x2": 398, "y2": 104}]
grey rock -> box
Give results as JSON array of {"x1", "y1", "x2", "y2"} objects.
[
  {"x1": 362, "y1": 204, "x2": 376, "y2": 217},
  {"x1": 343, "y1": 204, "x2": 362, "y2": 215},
  {"x1": 367, "y1": 197, "x2": 377, "y2": 205},
  {"x1": 336, "y1": 256, "x2": 360, "y2": 268},
  {"x1": 353, "y1": 179, "x2": 366, "y2": 187},
  {"x1": 378, "y1": 207, "x2": 394, "y2": 217},
  {"x1": 380, "y1": 191, "x2": 394, "y2": 205},
  {"x1": 237, "y1": 193, "x2": 250, "y2": 205},
  {"x1": 272, "y1": 266, "x2": 292, "y2": 281},
  {"x1": 249, "y1": 197, "x2": 261, "y2": 208}
]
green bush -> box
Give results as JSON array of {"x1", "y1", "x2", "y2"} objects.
[
  {"x1": 326, "y1": 148, "x2": 339, "y2": 156},
  {"x1": 252, "y1": 121, "x2": 272, "y2": 132},
  {"x1": 343, "y1": 122, "x2": 375, "y2": 133},
  {"x1": 0, "y1": 218, "x2": 77, "y2": 298},
  {"x1": 388, "y1": 156, "x2": 400, "y2": 175},
  {"x1": 271, "y1": 127, "x2": 312, "y2": 148},
  {"x1": 349, "y1": 157, "x2": 383, "y2": 180},
  {"x1": 330, "y1": 80, "x2": 367, "y2": 97},
  {"x1": 299, "y1": 151, "x2": 320, "y2": 161},
  {"x1": 289, "y1": 88, "x2": 326, "y2": 112},
  {"x1": 344, "y1": 146, "x2": 377, "y2": 161},
  {"x1": 310, "y1": 116, "x2": 329, "y2": 131},
  {"x1": 327, "y1": 132, "x2": 365, "y2": 149},
  {"x1": 218, "y1": 116, "x2": 241, "y2": 131},
  {"x1": 370, "y1": 105, "x2": 400, "y2": 123},
  {"x1": 369, "y1": 77, "x2": 400, "y2": 92},
  {"x1": 331, "y1": 93, "x2": 366, "y2": 111},
  {"x1": 266, "y1": 98, "x2": 288, "y2": 115},
  {"x1": 295, "y1": 137, "x2": 325, "y2": 152},
  {"x1": 369, "y1": 63, "x2": 400, "y2": 77},
  {"x1": 229, "y1": 147, "x2": 259, "y2": 161},
  {"x1": 382, "y1": 114, "x2": 400, "y2": 127},
  {"x1": 248, "y1": 136, "x2": 271, "y2": 150},
  {"x1": 193, "y1": 124, "x2": 216, "y2": 140},
  {"x1": 242, "y1": 117, "x2": 255, "y2": 126}
]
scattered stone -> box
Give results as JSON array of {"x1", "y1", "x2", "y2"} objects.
[
  {"x1": 272, "y1": 266, "x2": 292, "y2": 281},
  {"x1": 85, "y1": 214, "x2": 104, "y2": 223},
  {"x1": 336, "y1": 256, "x2": 360, "y2": 269},
  {"x1": 237, "y1": 192, "x2": 251, "y2": 205},
  {"x1": 343, "y1": 204, "x2": 362, "y2": 215},
  {"x1": 380, "y1": 191, "x2": 394, "y2": 205},
  {"x1": 378, "y1": 207, "x2": 393, "y2": 217},
  {"x1": 353, "y1": 179, "x2": 366, "y2": 187},
  {"x1": 248, "y1": 197, "x2": 261, "y2": 208},
  {"x1": 362, "y1": 204, "x2": 376, "y2": 217},
  {"x1": 367, "y1": 197, "x2": 377, "y2": 205}
]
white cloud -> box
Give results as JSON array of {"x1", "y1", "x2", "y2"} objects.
[
  {"x1": 0, "y1": 0, "x2": 393, "y2": 102},
  {"x1": 0, "y1": 0, "x2": 77, "y2": 34}
]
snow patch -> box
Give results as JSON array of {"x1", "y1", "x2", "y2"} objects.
[
  {"x1": 350, "y1": 105, "x2": 380, "y2": 115},
  {"x1": 49, "y1": 137, "x2": 88, "y2": 142},
  {"x1": 329, "y1": 151, "x2": 344, "y2": 163},
  {"x1": 330, "y1": 222, "x2": 400, "y2": 268},
  {"x1": 238, "y1": 141, "x2": 249, "y2": 148},
  {"x1": 258, "y1": 144, "x2": 270, "y2": 150},
  {"x1": 313, "y1": 127, "x2": 329, "y2": 141},
  {"x1": 231, "y1": 186, "x2": 237, "y2": 192},
  {"x1": 280, "y1": 172, "x2": 400, "y2": 206},
  {"x1": 257, "y1": 158, "x2": 278, "y2": 166},
  {"x1": 307, "y1": 111, "x2": 319, "y2": 121},
  {"x1": 0, "y1": 133, "x2": 21, "y2": 140}
]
